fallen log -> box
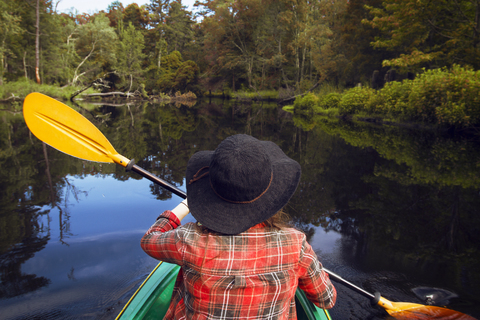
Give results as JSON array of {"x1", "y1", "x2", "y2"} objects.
[
  {"x1": 69, "y1": 72, "x2": 115, "y2": 101},
  {"x1": 84, "y1": 102, "x2": 136, "y2": 107},
  {"x1": 0, "y1": 93, "x2": 21, "y2": 102},
  {"x1": 79, "y1": 92, "x2": 133, "y2": 97}
]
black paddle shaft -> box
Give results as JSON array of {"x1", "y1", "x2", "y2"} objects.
[
  {"x1": 126, "y1": 159, "x2": 187, "y2": 199},
  {"x1": 323, "y1": 268, "x2": 380, "y2": 304}
]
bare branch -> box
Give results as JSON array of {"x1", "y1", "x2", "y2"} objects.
[{"x1": 72, "y1": 41, "x2": 96, "y2": 84}]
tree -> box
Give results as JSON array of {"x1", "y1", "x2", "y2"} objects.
[
  {"x1": 34, "y1": 0, "x2": 41, "y2": 83},
  {"x1": 72, "y1": 13, "x2": 118, "y2": 85},
  {"x1": 173, "y1": 59, "x2": 199, "y2": 90},
  {"x1": 123, "y1": 3, "x2": 149, "y2": 30},
  {"x1": 364, "y1": 0, "x2": 480, "y2": 70},
  {"x1": 154, "y1": 50, "x2": 199, "y2": 92},
  {"x1": 0, "y1": 0, "x2": 23, "y2": 85},
  {"x1": 304, "y1": 0, "x2": 349, "y2": 85},
  {"x1": 105, "y1": 0, "x2": 124, "y2": 28},
  {"x1": 116, "y1": 22, "x2": 146, "y2": 93},
  {"x1": 164, "y1": 1, "x2": 195, "y2": 53},
  {"x1": 1, "y1": 0, "x2": 67, "y2": 85},
  {"x1": 147, "y1": 0, "x2": 172, "y2": 74},
  {"x1": 51, "y1": 14, "x2": 78, "y2": 85},
  {"x1": 198, "y1": 0, "x2": 268, "y2": 89},
  {"x1": 156, "y1": 50, "x2": 183, "y2": 92},
  {"x1": 195, "y1": 0, "x2": 351, "y2": 92},
  {"x1": 337, "y1": 0, "x2": 387, "y2": 85},
  {"x1": 38, "y1": 9, "x2": 76, "y2": 85},
  {"x1": 146, "y1": 1, "x2": 196, "y2": 69}
]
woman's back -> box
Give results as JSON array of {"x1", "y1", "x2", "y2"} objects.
[
  {"x1": 141, "y1": 134, "x2": 336, "y2": 319},
  {"x1": 142, "y1": 216, "x2": 336, "y2": 319}
]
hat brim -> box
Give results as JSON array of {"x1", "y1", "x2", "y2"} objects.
[{"x1": 186, "y1": 141, "x2": 301, "y2": 234}]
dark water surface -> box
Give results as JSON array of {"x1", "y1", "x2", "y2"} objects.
[{"x1": 1, "y1": 98, "x2": 479, "y2": 319}]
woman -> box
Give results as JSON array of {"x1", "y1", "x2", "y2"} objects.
[{"x1": 141, "y1": 134, "x2": 336, "y2": 319}]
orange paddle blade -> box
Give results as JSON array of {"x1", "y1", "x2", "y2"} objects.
[
  {"x1": 378, "y1": 297, "x2": 476, "y2": 319},
  {"x1": 23, "y1": 92, "x2": 130, "y2": 166}
]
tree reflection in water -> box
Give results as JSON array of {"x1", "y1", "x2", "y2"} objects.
[{"x1": 0, "y1": 207, "x2": 50, "y2": 299}]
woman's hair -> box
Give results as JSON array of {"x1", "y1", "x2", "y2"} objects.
[
  {"x1": 198, "y1": 210, "x2": 291, "y2": 234},
  {"x1": 262, "y1": 209, "x2": 291, "y2": 229}
]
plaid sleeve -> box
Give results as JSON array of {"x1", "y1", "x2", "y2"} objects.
[
  {"x1": 297, "y1": 237, "x2": 337, "y2": 309},
  {"x1": 140, "y1": 210, "x2": 185, "y2": 265}
]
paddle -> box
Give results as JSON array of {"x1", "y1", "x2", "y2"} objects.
[
  {"x1": 23, "y1": 92, "x2": 475, "y2": 320},
  {"x1": 325, "y1": 268, "x2": 475, "y2": 319}
]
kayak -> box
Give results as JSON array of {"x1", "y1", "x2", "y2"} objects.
[{"x1": 116, "y1": 261, "x2": 332, "y2": 320}]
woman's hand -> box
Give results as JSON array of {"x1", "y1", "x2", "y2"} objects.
[{"x1": 171, "y1": 199, "x2": 189, "y2": 221}]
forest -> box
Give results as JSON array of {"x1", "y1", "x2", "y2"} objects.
[{"x1": 2, "y1": 0, "x2": 480, "y2": 100}]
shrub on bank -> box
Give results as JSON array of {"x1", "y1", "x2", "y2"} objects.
[
  {"x1": 408, "y1": 66, "x2": 480, "y2": 126},
  {"x1": 374, "y1": 80, "x2": 413, "y2": 116},
  {"x1": 318, "y1": 93, "x2": 341, "y2": 110},
  {"x1": 293, "y1": 65, "x2": 480, "y2": 127},
  {"x1": 293, "y1": 93, "x2": 319, "y2": 114},
  {"x1": 338, "y1": 87, "x2": 376, "y2": 115}
]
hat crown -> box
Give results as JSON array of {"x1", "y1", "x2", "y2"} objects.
[
  {"x1": 186, "y1": 134, "x2": 301, "y2": 234},
  {"x1": 210, "y1": 135, "x2": 272, "y2": 202}
]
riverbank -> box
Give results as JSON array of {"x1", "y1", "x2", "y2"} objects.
[
  {"x1": 5, "y1": 65, "x2": 480, "y2": 131},
  {"x1": 0, "y1": 80, "x2": 97, "y2": 103},
  {"x1": 0, "y1": 80, "x2": 199, "y2": 107},
  {"x1": 0, "y1": 79, "x2": 274, "y2": 105},
  {"x1": 204, "y1": 89, "x2": 280, "y2": 101},
  {"x1": 287, "y1": 65, "x2": 480, "y2": 129}
]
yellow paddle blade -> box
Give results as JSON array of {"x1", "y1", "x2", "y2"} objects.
[
  {"x1": 378, "y1": 297, "x2": 476, "y2": 319},
  {"x1": 23, "y1": 92, "x2": 130, "y2": 167}
]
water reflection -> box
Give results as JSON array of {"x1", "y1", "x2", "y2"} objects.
[
  {"x1": 0, "y1": 99, "x2": 479, "y2": 319},
  {"x1": 0, "y1": 220, "x2": 50, "y2": 299},
  {"x1": 290, "y1": 115, "x2": 480, "y2": 317},
  {"x1": 292, "y1": 116, "x2": 480, "y2": 281},
  {"x1": 0, "y1": 112, "x2": 52, "y2": 299}
]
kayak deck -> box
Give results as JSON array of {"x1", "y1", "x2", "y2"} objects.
[{"x1": 116, "y1": 262, "x2": 331, "y2": 320}]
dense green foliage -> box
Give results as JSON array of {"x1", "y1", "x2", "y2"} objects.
[
  {"x1": 293, "y1": 65, "x2": 480, "y2": 127},
  {"x1": 1, "y1": 0, "x2": 479, "y2": 102},
  {"x1": 364, "y1": 0, "x2": 480, "y2": 71}
]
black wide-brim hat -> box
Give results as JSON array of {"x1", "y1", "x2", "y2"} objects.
[{"x1": 186, "y1": 134, "x2": 301, "y2": 235}]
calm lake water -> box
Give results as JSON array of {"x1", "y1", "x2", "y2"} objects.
[{"x1": 0, "y1": 98, "x2": 479, "y2": 319}]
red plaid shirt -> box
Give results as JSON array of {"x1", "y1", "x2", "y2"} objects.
[{"x1": 141, "y1": 211, "x2": 336, "y2": 319}]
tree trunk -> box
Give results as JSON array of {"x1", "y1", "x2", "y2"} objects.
[
  {"x1": 247, "y1": 56, "x2": 253, "y2": 88},
  {"x1": 301, "y1": 45, "x2": 306, "y2": 83},
  {"x1": 23, "y1": 51, "x2": 28, "y2": 79},
  {"x1": 35, "y1": 0, "x2": 41, "y2": 84},
  {"x1": 128, "y1": 74, "x2": 133, "y2": 95},
  {"x1": 475, "y1": 0, "x2": 480, "y2": 48},
  {"x1": 277, "y1": 38, "x2": 290, "y2": 90},
  {"x1": 0, "y1": 49, "x2": 4, "y2": 86}
]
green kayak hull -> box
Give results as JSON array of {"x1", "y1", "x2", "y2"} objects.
[{"x1": 116, "y1": 262, "x2": 331, "y2": 320}]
